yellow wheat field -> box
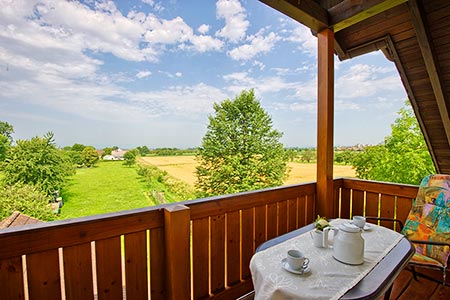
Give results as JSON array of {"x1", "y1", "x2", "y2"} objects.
[{"x1": 139, "y1": 156, "x2": 356, "y2": 187}]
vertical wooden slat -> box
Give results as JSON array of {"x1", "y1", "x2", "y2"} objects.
[
  {"x1": 340, "y1": 188, "x2": 351, "y2": 219},
  {"x1": 277, "y1": 201, "x2": 288, "y2": 236},
  {"x1": 305, "y1": 194, "x2": 316, "y2": 224},
  {"x1": 316, "y1": 28, "x2": 335, "y2": 218},
  {"x1": 192, "y1": 217, "x2": 209, "y2": 299},
  {"x1": 254, "y1": 205, "x2": 266, "y2": 249},
  {"x1": 352, "y1": 190, "x2": 365, "y2": 217},
  {"x1": 124, "y1": 231, "x2": 148, "y2": 300},
  {"x1": 396, "y1": 197, "x2": 414, "y2": 230},
  {"x1": 380, "y1": 194, "x2": 396, "y2": 229},
  {"x1": 241, "y1": 208, "x2": 254, "y2": 280},
  {"x1": 287, "y1": 198, "x2": 297, "y2": 231},
  {"x1": 150, "y1": 227, "x2": 165, "y2": 299},
  {"x1": 164, "y1": 205, "x2": 190, "y2": 300},
  {"x1": 63, "y1": 243, "x2": 94, "y2": 300},
  {"x1": 266, "y1": 203, "x2": 277, "y2": 240},
  {"x1": 0, "y1": 256, "x2": 24, "y2": 299},
  {"x1": 210, "y1": 213, "x2": 225, "y2": 294},
  {"x1": 226, "y1": 211, "x2": 240, "y2": 287},
  {"x1": 365, "y1": 192, "x2": 380, "y2": 219},
  {"x1": 297, "y1": 196, "x2": 307, "y2": 227},
  {"x1": 95, "y1": 237, "x2": 122, "y2": 300},
  {"x1": 27, "y1": 249, "x2": 61, "y2": 300}
]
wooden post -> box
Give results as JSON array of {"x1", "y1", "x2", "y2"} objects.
[
  {"x1": 164, "y1": 205, "x2": 191, "y2": 300},
  {"x1": 316, "y1": 28, "x2": 335, "y2": 218}
]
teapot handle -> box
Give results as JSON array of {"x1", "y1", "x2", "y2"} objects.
[{"x1": 322, "y1": 227, "x2": 332, "y2": 248}]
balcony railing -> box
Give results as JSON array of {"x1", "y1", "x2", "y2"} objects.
[{"x1": 0, "y1": 178, "x2": 418, "y2": 300}]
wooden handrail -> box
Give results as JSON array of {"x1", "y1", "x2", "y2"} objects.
[{"x1": 0, "y1": 178, "x2": 420, "y2": 300}]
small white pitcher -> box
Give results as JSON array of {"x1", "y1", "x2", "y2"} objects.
[{"x1": 310, "y1": 227, "x2": 332, "y2": 248}]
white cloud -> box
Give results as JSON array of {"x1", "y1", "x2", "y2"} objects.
[
  {"x1": 175, "y1": 72, "x2": 182, "y2": 77},
  {"x1": 215, "y1": 0, "x2": 249, "y2": 43},
  {"x1": 228, "y1": 31, "x2": 279, "y2": 61},
  {"x1": 198, "y1": 24, "x2": 210, "y2": 34},
  {"x1": 136, "y1": 70, "x2": 152, "y2": 79},
  {"x1": 188, "y1": 34, "x2": 223, "y2": 52},
  {"x1": 252, "y1": 60, "x2": 265, "y2": 71},
  {"x1": 284, "y1": 24, "x2": 317, "y2": 55},
  {"x1": 336, "y1": 64, "x2": 401, "y2": 99}
]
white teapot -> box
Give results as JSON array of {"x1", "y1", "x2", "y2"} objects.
[{"x1": 331, "y1": 223, "x2": 364, "y2": 265}]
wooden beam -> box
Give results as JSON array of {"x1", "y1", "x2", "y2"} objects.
[
  {"x1": 408, "y1": 0, "x2": 450, "y2": 151},
  {"x1": 316, "y1": 28, "x2": 335, "y2": 218},
  {"x1": 329, "y1": 0, "x2": 408, "y2": 32},
  {"x1": 259, "y1": 0, "x2": 328, "y2": 32},
  {"x1": 384, "y1": 36, "x2": 440, "y2": 171},
  {"x1": 164, "y1": 205, "x2": 191, "y2": 300}
]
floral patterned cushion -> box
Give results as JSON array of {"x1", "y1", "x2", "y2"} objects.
[{"x1": 401, "y1": 174, "x2": 450, "y2": 267}]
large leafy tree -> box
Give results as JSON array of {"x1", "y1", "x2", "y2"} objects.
[
  {"x1": 196, "y1": 89, "x2": 288, "y2": 197},
  {"x1": 2, "y1": 132, "x2": 75, "y2": 194},
  {"x1": 0, "y1": 121, "x2": 13, "y2": 161},
  {"x1": 352, "y1": 102, "x2": 435, "y2": 184},
  {"x1": 81, "y1": 146, "x2": 99, "y2": 167}
]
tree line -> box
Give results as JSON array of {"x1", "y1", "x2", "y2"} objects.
[{"x1": 0, "y1": 90, "x2": 435, "y2": 222}]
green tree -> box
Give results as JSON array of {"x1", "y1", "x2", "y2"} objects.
[
  {"x1": 102, "y1": 147, "x2": 113, "y2": 156},
  {"x1": 0, "y1": 183, "x2": 55, "y2": 221},
  {"x1": 352, "y1": 102, "x2": 435, "y2": 184},
  {"x1": 123, "y1": 150, "x2": 136, "y2": 166},
  {"x1": 2, "y1": 132, "x2": 75, "y2": 195},
  {"x1": 0, "y1": 121, "x2": 13, "y2": 161},
  {"x1": 81, "y1": 146, "x2": 99, "y2": 167},
  {"x1": 71, "y1": 143, "x2": 86, "y2": 152},
  {"x1": 0, "y1": 121, "x2": 14, "y2": 141},
  {"x1": 136, "y1": 145, "x2": 150, "y2": 156},
  {"x1": 195, "y1": 89, "x2": 288, "y2": 197}
]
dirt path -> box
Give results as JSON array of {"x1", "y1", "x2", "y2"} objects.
[{"x1": 139, "y1": 156, "x2": 355, "y2": 187}]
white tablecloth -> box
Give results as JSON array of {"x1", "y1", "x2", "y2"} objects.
[{"x1": 250, "y1": 219, "x2": 404, "y2": 300}]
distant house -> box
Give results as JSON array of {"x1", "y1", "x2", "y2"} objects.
[
  {"x1": 102, "y1": 149, "x2": 128, "y2": 160},
  {"x1": 111, "y1": 149, "x2": 127, "y2": 160},
  {"x1": 96, "y1": 149, "x2": 104, "y2": 157}
]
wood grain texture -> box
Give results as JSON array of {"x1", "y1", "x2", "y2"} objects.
[
  {"x1": 241, "y1": 208, "x2": 254, "y2": 280},
  {"x1": 124, "y1": 231, "x2": 148, "y2": 300},
  {"x1": 0, "y1": 256, "x2": 24, "y2": 300},
  {"x1": 27, "y1": 249, "x2": 61, "y2": 300},
  {"x1": 210, "y1": 213, "x2": 225, "y2": 294},
  {"x1": 226, "y1": 211, "x2": 240, "y2": 287},
  {"x1": 63, "y1": 243, "x2": 94, "y2": 300},
  {"x1": 95, "y1": 237, "x2": 122, "y2": 300},
  {"x1": 150, "y1": 227, "x2": 165, "y2": 300},
  {"x1": 192, "y1": 217, "x2": 209, "y2": 299}
]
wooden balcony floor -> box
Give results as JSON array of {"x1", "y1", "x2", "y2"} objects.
[{"x1": 390, "y1": 268, "x2": 449, "y2": 300}]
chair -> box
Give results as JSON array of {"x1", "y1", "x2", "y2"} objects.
[{"x1": 397, "y1": 174, "x2": 450, "y2": 285}]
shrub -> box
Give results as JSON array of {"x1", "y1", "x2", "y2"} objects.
[{"x1": 0, "y1": 183, "x2": 55, "y2": 221}]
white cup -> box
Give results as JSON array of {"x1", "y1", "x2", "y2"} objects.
[
  {"x1": 353, "y1": 216, "x2": 366, "y2": 228},
  {"x1": 287, "y1": 249, "x2": 309, "y2": 270}
]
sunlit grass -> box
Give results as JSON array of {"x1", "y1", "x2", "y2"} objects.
[{"x1": 59, "y1": 161, "x2": 151, "y2": 219}]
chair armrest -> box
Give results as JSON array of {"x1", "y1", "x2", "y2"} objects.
[
  {"x1": 410, "y1": 239, "x2": 450, "y2": 248},
  {"x1": 365, "y1": 216, "x2": 404, "y2": 230}
]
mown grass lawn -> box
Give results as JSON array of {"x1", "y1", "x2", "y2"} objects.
[{"x1": 59, "y1": 161, "x2": 151, "y2": 219}]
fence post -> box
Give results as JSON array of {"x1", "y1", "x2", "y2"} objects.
[{"x1": 164, "y1": 204, "x2": 191, "y2": 300}]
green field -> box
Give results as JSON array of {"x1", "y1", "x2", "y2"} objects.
[{"x1": 59, "y1": 161, "x2": 151, "y2": 219}]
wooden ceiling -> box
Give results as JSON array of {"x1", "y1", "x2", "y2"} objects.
[{"x1": 260, "y1": 0, "x2": 450, "y2": 174}]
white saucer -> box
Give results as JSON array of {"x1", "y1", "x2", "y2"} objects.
[
  {"x1": 281, "y1": 258, "x2": 311, "y2": 275},
  {"x1": 350, "y1": 222, "x2": 372, "y2": 231}
]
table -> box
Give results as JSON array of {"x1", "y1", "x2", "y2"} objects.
[{"x1": 251, "y1": 220, "x2": 414, "y2": 300}]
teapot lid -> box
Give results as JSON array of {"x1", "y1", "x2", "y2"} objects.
[{"x1": 339, "y1": 223, "x2": 361, "y2": 233}]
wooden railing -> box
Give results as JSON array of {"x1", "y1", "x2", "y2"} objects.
[
  {"x1": 334, "y1": 178, "x2": 418, "y2": 231},
  {"x1": 0, "y1": 178, "x2": 419, "y2": 300}
]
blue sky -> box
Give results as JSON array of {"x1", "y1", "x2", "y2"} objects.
[{"x1": 0, "y1": 0, "x2": 407, "y2": 149}]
